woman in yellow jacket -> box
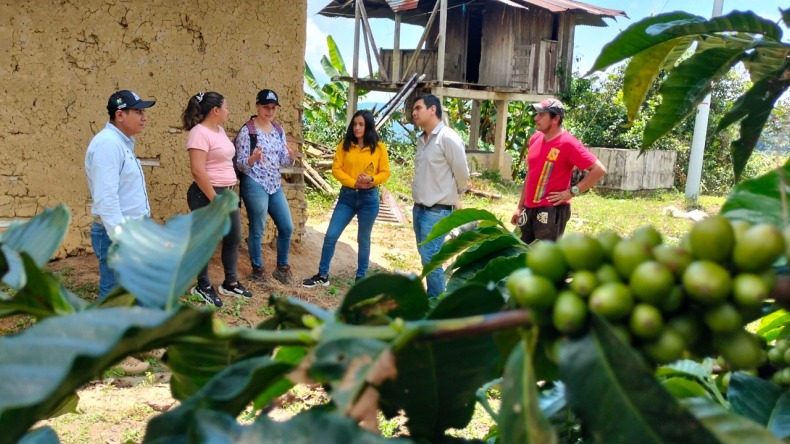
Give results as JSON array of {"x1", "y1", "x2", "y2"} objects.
[{"x1": 302, "y1": 110, "x2": 390, "y2": 287}]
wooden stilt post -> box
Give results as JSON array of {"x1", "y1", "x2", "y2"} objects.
[
  {"x1": 348, "y1": 0, "x2": 361, "y2": 125},
  {"x1": 437, "y1": 0, "x2": 447, "y2": 85},
  {"x1": 392, "y1": 13, "x2": 401, "y2": 84},
  {"x1": 469, "y1": 100, "x2": 481, "y2": 151},
  {"x1": 493, "y1": 99, "x2": 508, "y2": 176}
]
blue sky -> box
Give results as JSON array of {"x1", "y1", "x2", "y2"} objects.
[{"x1": 305, "y1": 0, "x2": 787, "y2": 91}]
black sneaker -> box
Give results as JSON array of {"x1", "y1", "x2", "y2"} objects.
[
  {"x1": 302, "y1": 273, "x2": 329, "y2": 288},
  {"x1": 191, "y1": 285, "x2": 223, "y2": 307},
  {"x1": 219, "y1": 281, "x2": 253, "y2": 298}
]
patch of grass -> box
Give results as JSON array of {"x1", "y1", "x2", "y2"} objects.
[
  {"x1": 383, "y1": 251, "x2": 412, "y2": 271},
  {"x1": 257, "y1": 305, "x2": 276, "y2": 316},
  {"x1": 305, "y1": 187, "x2": 338, "y2": 218},
  {"x1": 102, "y1": 367, "x2": 125, "y2": 379},
  {"x1": 446, "y1": 400, "x2": 500, "y2": 440},
  {"x1": 54, "y1": 267, "x2": 100, "y2": 300},
  {"x1": 221, "y1": 297, "x2": 249, "y2": 318},
  {"x1": 570, "y1": 190, "x2": 726, "y2": 242}
]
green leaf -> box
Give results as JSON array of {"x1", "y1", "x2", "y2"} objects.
[
  {"x1": 262, "y1": 294, "x2": 330, "y2": 327},
  {"x1": 305, "y1": 64, "x2": 323, "y2": 98},
  {"x1": 655, "y1": 359, "x2": 725, "y2": 405},
  {"x1": 146, "y1": 357, "x2": 293, "y2": 440},
  {"x1": 654, "y1": 10, "x2": 782, "y2": 42},
  {"x1": 662, "y1": 377, "x2": 710, "y2": 399},
  {"x1": 449, "y1": 233, "x2": 526, "y2": 272},
  {"x1": 421, "y1": 208, "x2": 503, "y2": 245},
  {"x1": 447, "y1": 250, "x2": 527, "y2": 293},
  {"x1": 0, "y1": 307, "x2": 213, "y2": 442},
  {"x1": 643, "y1": 47, "x2": 743, "y2": 149},
  {"x1": 326, "y1": 35, "x2": 348, "y2": 77},
  {"x1": 623, "y1": 38, "x2": 693, "y2": 122},
  {"x1": 662, "y1": 36, "x2": 695, "y2": 69},
  {"x1": 783, "y1": 8, "x2": 790, "y2": 29},
  {"x1": 309, "y1": 338, "x2": 389, "y2": 414},
  {"x1": 757, "y1": 310, "x2": 790, "y2": 336},
  {"x1": 156, "y1": 408, "x2": 410, "y2": 444},
  {"x1": 499, "y1": 338, "x2": 558, "y2": 444},
  {"x1": 0, "y1": 253, "x2": 86, "y2": 318},
  {"x1": 338, "y1": 273, "x2": 429, "y2": 325},
  {"x1": 729, "y1": 372, "x2": 790, "y2": 438},
  {"x1": 168, "y1": 332, "x2": 277, "y2": 400},
  {"x1": 421, "y1": 227, "x2": 512, "y2": 278},
  {"x1": 45, "y1": 392, "x2": 79, "y2": 419},
  {"x1": 0, "y1": 205, "x2": 70, "y2": 267},
  {"x1": 743, "y1": 47, "x2": 790, "y2": 83},
  {"x1": 252, "y1": 346, "x2": 305, "y2": 411},
  {"x1": 723, "y1": 67, "x2": 790, "y2": 180},
  {"x1": 720, "y1": 160, "x2": 790, "y2": 227},
  {"x1": 379, "y1": 282, "x2": 505, "y2": 441},
  {"x1": 108, "y1": 191, "x2": 238, "y2": 310},
  {"x1": 589, "y1": 12, "x2": 702, "y2": 73},
  {"x1": 559, "y1": 315, "x2": 719, "y2": 443},
  {"x1": 0, "y1": 245, "x2": 26, "y2": 292},
  {"x1": 18, "y1": 427, "x2": 61, "y2": 444},
  {"x1": 683, "y1": 397, "x2": 784, "y2": 443},
  {"x1": 321, "y1": 55, "x2": 342, "y2": 80}
]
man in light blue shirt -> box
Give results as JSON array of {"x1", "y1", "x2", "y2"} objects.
[{"x1": 85, "y1": 90, "x2": 155, "y2": 298}]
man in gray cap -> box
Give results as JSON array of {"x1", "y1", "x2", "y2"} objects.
[
  {"x1": 511, "y1": 98, "x2": 606, "y2": 243},
  {"x1": 85, "y1": 90, "x2": 156, "y2": 299}
]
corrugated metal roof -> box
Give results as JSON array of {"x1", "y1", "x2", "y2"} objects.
[
  {"x1": 517, "y1": 0, "x2": 627, "y2": 18},
  {"x1": 318, "y1": 0, "x2": 627, "y2": 26},
  {"x1": 385, "y1": 0, "x2": 420, "y2": 12}
]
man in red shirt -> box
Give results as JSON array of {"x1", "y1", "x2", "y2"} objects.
[{"x1": 511, "y1": 99, "x2": 606, "y2": 243}]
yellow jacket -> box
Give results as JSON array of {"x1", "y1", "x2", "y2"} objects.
[{"x1": 332, "y1": 141, "x2": 391, "y2": 188}]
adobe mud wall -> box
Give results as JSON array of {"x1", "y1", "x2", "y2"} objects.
[{"x1": 0, "y1": 0, "x2": 307, "y2": 258}]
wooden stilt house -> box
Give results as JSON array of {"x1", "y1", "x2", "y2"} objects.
[{"x1": 317, "y1": 0, "x2": 626, "y2": 176}]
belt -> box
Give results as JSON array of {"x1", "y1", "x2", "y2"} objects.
[
  {"x1": 415, "y1": 202, "x2": 454, "y2": 212},
  {"x1": 341, "y1": 186, "x2": 377, "y2": 193}
]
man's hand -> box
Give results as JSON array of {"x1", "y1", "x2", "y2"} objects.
[
  {"x1": 547, "y1": 190, "x2": 573, "y2": 206},
  {"x1": 511, "y1": 209, "x2": 521, "y2": 225}
]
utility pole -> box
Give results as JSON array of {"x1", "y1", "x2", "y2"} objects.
[{"x1": 685, "y1": 0, "x2": 724, "y2": 203}]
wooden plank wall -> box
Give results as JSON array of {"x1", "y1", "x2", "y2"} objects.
[
  {"x1": 444, "y1": 7, "x2": 468, "y2": 82},
  {"x1": 588, "y1": 147, "x2": 677, "y2": 191},
  {"x1": 479, "y1": 2, "x2": 514, "y2": 87},
  {"x1": 381, "y1": 49, "x2": 437, "y2": 80}
]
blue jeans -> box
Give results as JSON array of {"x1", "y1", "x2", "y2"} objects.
[
  {"x1": 318, "y1": 187, "x2": 379, "y2": 278},
  {"x1": 413, "y1": 206, "x2": 453, "y2": 297},
  {"x1": 240, "y1": 175, "x2": 293, "y2": 270},
  {"x1": 90, "y1": 221, "x2": 116, "y2": 299}
]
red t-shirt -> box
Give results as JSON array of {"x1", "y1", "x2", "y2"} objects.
[{"x1": 523, "y1": 130, "x2": 596, "y2": 208}]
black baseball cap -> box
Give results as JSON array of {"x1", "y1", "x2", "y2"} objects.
[
  {"x1": 256, "y1": 89, "x2": 280, "y2": 106},
  {"x1": 532, "y1": 98, "x2": 565, "y2": 117},
  {"x1": 107, "y1": 90, "x2": 156, "y2": 114}
]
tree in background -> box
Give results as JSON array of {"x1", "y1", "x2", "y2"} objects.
[{"x1": 590, "y1": 9, "x2": 790, "y2": 181}]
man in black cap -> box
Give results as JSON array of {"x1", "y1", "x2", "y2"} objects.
[
  {"x1": 85, "y1": 90, "x2": 156, "y2": 299},
  {"x1": 511, "y1": 98, "x2": 606, "y2": 243}
]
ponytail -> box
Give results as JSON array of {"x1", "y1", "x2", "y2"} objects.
[{"x1": 181, "y1": 91, "x2": 224, "y2": 130}]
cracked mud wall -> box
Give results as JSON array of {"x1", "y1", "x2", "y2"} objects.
[{"x1": 0, "y1": 0, "x2": 307, "y2": 257}]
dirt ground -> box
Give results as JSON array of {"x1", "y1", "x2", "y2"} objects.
[{"x1": 32, "y1": 211, "x2": 429, "y2": 443}]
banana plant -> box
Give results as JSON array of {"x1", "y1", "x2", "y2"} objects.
[
  {"x1": 304, "y1": 35, "x2": 370, "y2": 133},
  {"x1": 590, "y1": 9, "x2": 790, "y2": 180}
]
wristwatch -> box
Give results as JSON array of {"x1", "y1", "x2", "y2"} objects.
[{"x1": 570, "y1": 185, "x2": 580, "y2": 196}]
